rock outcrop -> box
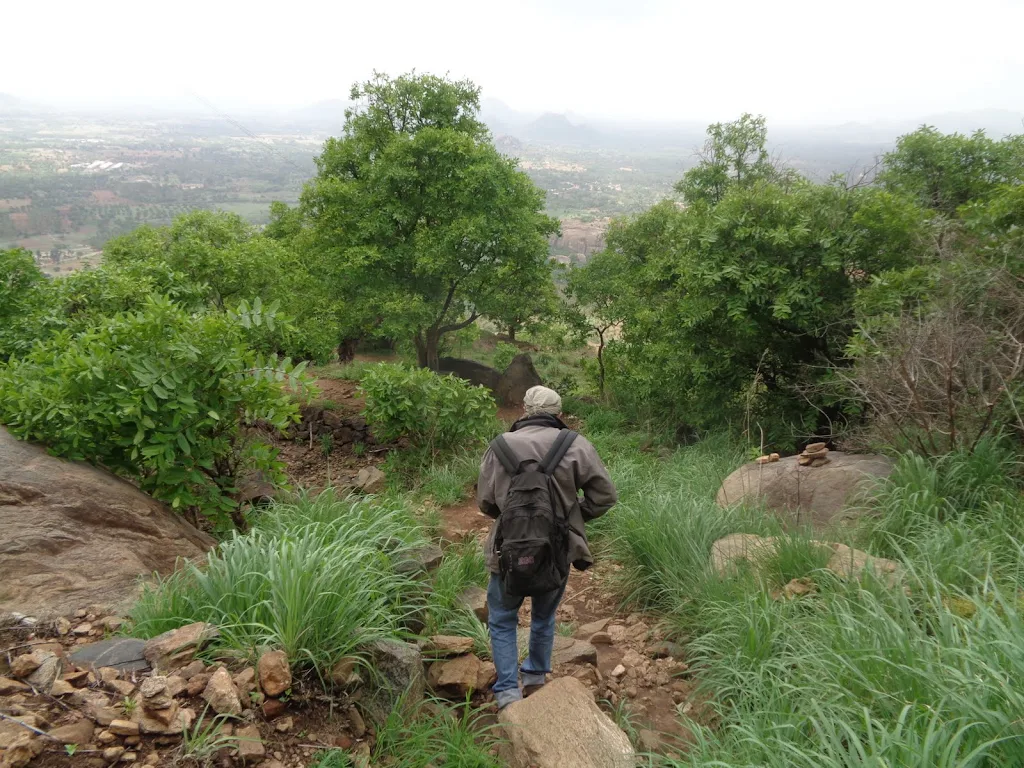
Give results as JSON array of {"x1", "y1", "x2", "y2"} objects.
[
  {"x1": 710, "y1": 533, "x2": 902, "y2": 586},
  {"x1": 438, "y1": 353, "x2": 543, "y2": 406},
  {"x1": 716, "y1": 451, "x2": 893, "y2": 528},
  {"x1": 0, "y1": 426, "x2": 215, "y2": 618},
  {"x1": 498, "y1": 676, "x2": 634, "y2": 768}
]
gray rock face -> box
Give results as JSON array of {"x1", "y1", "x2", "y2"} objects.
[
  {"x1": 497, "y1": 354, "x2": 544, "y2": 406},
  {"x1": 69, "y1": 638, "x2": 149, "y2": 674},
  {"x1": 498, "y1": 676, "x2": 634, "y2": 768},
  {"x1": 363, "y1": 639, "x2": 425, "y2": 725},
  {"x1": 716, "y1": 451, "x2": 894, "y2": 529},
  {"x1": 0, "y1": 426, "x2": 215, "y2": 618},
  {"x1": 551, "y1": 637, "x2": 599, "y2": 667}
]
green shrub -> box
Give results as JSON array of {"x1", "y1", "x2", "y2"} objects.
[
  {"x1": 360, "y1": 364, "x2": 496, "y2": 452},
  {"x1": 131, "y1": 491, "x2": 424, "y2": 672},
  {"x1": 0, "y1": 248, "x2": 50, "y2": 361},
  {"x1": 0, "y1": 295, "x2": 306, "y2": 529},
  {"x1": 491, "y1": 342, "x2": 517, "y2": 373},
  {"x1": 371, "y1": 695, "x2": 503, "y2": 768}
]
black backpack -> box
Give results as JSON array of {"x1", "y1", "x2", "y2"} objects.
[{"x1": 490, "y1": 429, "x2": 578, "y2": 597}]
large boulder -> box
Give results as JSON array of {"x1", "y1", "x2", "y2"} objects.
[
  {"x1": 362, "y1": 639, "x2": 425, "y2": 725},
  {"x1": 438, "y1": 354, "x2": 543, "y2": 406},
  {"x1": 438, "y1": 357, "x2": 502, "y2": 394},
  {"x1": 498, "y1": 676, "x2": 634, "y2": 768},
  {"x1": 716, "y1": 451, "x2": 893, "y2": 529},
  {"x1": 497, "y1": 354, "x2": 544, "y2": 406},
  {"x1": 0, "y1": 426, "x2": 215, "y2": 618}
]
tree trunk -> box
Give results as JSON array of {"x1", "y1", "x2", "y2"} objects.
[
  {"x1": 337, "y1": 337, "x2": 358, "y2": 363},
  {"x1": 507, "y1": 325, "x2": 517, "y2": 342},
  {"x1": 596, "y1": 327, "x2": 606, "y2": 398},
  {"x1": 415, "y1": 330, "x2": 442, "y2": 371}
]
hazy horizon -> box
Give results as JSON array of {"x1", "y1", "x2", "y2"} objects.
[{"x1": 4, "y1": 0, "x2": 1023, "y2": 127}]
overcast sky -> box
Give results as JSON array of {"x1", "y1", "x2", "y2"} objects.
[{"x1": 5, "y1": 0, "x2": 1023, "y2": 124}]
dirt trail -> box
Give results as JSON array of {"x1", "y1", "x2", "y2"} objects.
[{"x1": 438, "y1": 500, "x2": 699, "y2": 753}]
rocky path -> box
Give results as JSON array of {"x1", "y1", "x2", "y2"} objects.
[{"x1": 439, "y1": 501, "x2": 699, "y2": 756}]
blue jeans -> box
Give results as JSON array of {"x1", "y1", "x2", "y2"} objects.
[{"x1": 487, "y1": 572, "x2": 566, "y2": 705}]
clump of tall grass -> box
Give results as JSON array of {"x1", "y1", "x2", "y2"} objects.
[
  {"x1": 312, "y1": 696, "x2": 502, "y2": 768},
  {"x1": 679, "y1": 574, "x2": 1024, "y2": 765},
  {"x1": 858, "y1": 436, "x2": 1024, "y2": 586},
  {"x1": 420, "y1": 543, "x2": 491, "y2": 658},
  {"x1": 131, "y1": 491, "x2": 426, "y2": 672}
]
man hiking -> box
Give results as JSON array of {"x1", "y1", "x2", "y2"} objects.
[{"x1": 477, "y1": 385, "x2": 617, "y2": 710}]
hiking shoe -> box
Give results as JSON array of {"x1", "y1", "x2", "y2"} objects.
[
  {"x1": 494, "y1": 689, "x2": 523, "y2": 710},
  {"x1": 522, "y1": 671, "x2": 547, "y2": 697}
]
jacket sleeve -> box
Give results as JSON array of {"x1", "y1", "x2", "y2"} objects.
[
  {"x1": 477, "y1": 448, "x2": 502, "y2": 519},
  {"x1": 575, "y1": 438, "x2": 618, "y2": 521}
]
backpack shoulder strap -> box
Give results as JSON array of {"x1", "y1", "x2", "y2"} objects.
[
  {"x1": 489, "y1": 435, "x2": 520, "y2": 476},
  {"x1": 540, "y1": 429, "x2": 578, "y2": 476}
]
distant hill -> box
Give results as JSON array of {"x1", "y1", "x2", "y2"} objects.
[{"x1": 521, "y1": 113, "x2": 604, "y2": 147}]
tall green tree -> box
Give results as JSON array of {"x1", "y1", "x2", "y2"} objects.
[
  {"x1": 300, "y1": 72, "x2": 559, "y2": 369},
  {"x1": 674, "y1": 113, "x2": 785, "y2": 206}
]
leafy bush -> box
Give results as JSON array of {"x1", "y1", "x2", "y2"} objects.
[
  {"x1": 131, "y1": 492, "x2": 424, "y2": 671},
  {"x1": 0, "y1": 295, "x2": 306, "y2": 529},
  {"x1": 491, "y1": 342, "x2": 517, "y2": 373},
  {"x1": 360, "y1": 363, "x2": 496, "y2": 452},
  {"x1": 0, "y1": 248, "x2": 50, "y2": 361}
]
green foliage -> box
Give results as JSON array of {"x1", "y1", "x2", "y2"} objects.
[
  {"x1": 0, "y1": 295, "x2": 305, "y2": 529},
  {"x1": 0, "y1": 248, "x2": 48, "y2": 360},
  {"x1": 130, "y1": 492, "x2": 424, "y2": 672},
  {"x1": 491, "y1": 342, "x2": 518, "y2": 373},
  {"x1": 360, "y1": 363, "x2": 496, "y2": 452},
  {"x1": 104, "y1": 210, "x2": 341, "y2": 363},
  {"x1": 881, "y1": 126, "x2": 1024, "y2": 214},
  {"x1": 299, "y1": 72, "x2": 559, "y2": 369}
]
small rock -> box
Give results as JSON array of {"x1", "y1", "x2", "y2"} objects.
[
  {"x1": 139, "y1": 676, "x2": 173, "y2": 709},
  {"x1": 26, "y1": 652, "x2": 63, "y2": 690},
  {"x1": 353, "y1": 466, "x2": 386, "y2": 494},
  {"x1": 0, "y1": 676, "x2": 31, "y2": 695},
  {"x1": 98, "y1": 667, "x2": 120, "y2": 685},
  {"x1": 257, "y1": 761, "x2": 286, "y2": 768},
  {"x1": 202, "y1": 667, "x2": 242, "y2": 716},
  {"x1": 97, "y1": 730, "x2": 117, "y2": 745},
  {"x1": 3, "y1": 734, "x2": 43, "y2": 768},
  {"x1": 100, "y1": 617, "x2": 125, "y2": 632},
  {"x1": 262, "y1": 698, "x2": 287, "y2": 719},
  {"x1": 109, "y1": 720, "x2": 141, "y2": 737},
  {"x1": 74, "y1": 622, "x2": 94, "y2": 635},
  {"x1": 103, "y1": 746, "x2": 125, "y2": 763},
  {"x1": 234, "y1": 667, "x2": 257, "y2": 696},
  {"x1": 646, "y1": 641, "x2": 686, "y2": 661},
  {"x1": 588, "y1": 632, "x2": 613, "y2": 645},
  {"x1": 185, "y1": 672, "x2": 212, "y2": 697},
  {"x1": 349, "y1": 706, "x2": 367, "y2": 739},
  {"x1": 611, "y1": 664, "x2": 626, "y2": 678},
  {"x1": 143, "y1": 754, "x2": 161, "y2": 766},
  {"x1": 176, "y1": 660, "x2": 207, "y2": 680},
  {"x1": 273, "y1": 716, "x2": 293, "y2": 733},
  {"x1": 329, "y1": 657, "x2": 362, "y2": 688},
  {"x1": 428, "y1": 654, "x2": 485, "y2": 698},
  {"x1": 637, "y1": 729, "x2": 662, "y2": 753},
  {"x1": 121, "y1": 751, "x2": 138, "y2": 762},
  {"x1": 142, "y1": 623, "x2": 219, "y2": 672},
  {"x1": 258, "y1": 651, "x2": 291, "y2": 698},
  {"x1": 457, "y1": 586, "x2": 489, "y2": 623},
  {"x1": 577, "y1": 618, "x2": 611, "y2": 636},
  {"x1": 51, "y1": 679, "x2": 76, "y2": 696},
  {"x1": 782, "y1": 578, "x2": 817, "y2": 599},
  {"x1": 235, "y1": 723, "x2": 265, "y2": 762},
  {"x1": 551, "y1": 637, "x2": 598, "y2": 667},
  {"x1": 394, "y1": 544, "x2": 444, "y2": 576},
  {"x1": 10, "y1": 652, "x2": 42, "y2": 678},
  {"x1": 164, "y1": 676, "x2": 186, "y2": 698},
  {"x1": 75, "y1": 609, "x2": 88, "y2": 619},
  {"x1": 48, "y1": 719, "x2": 96, "y2": 746},
  {"x1": 426, "y1": 636, "x2": 475, "y2": 657},
  {"x1": 56, "y1": 617, "x2": 72, "y2": 636}
]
